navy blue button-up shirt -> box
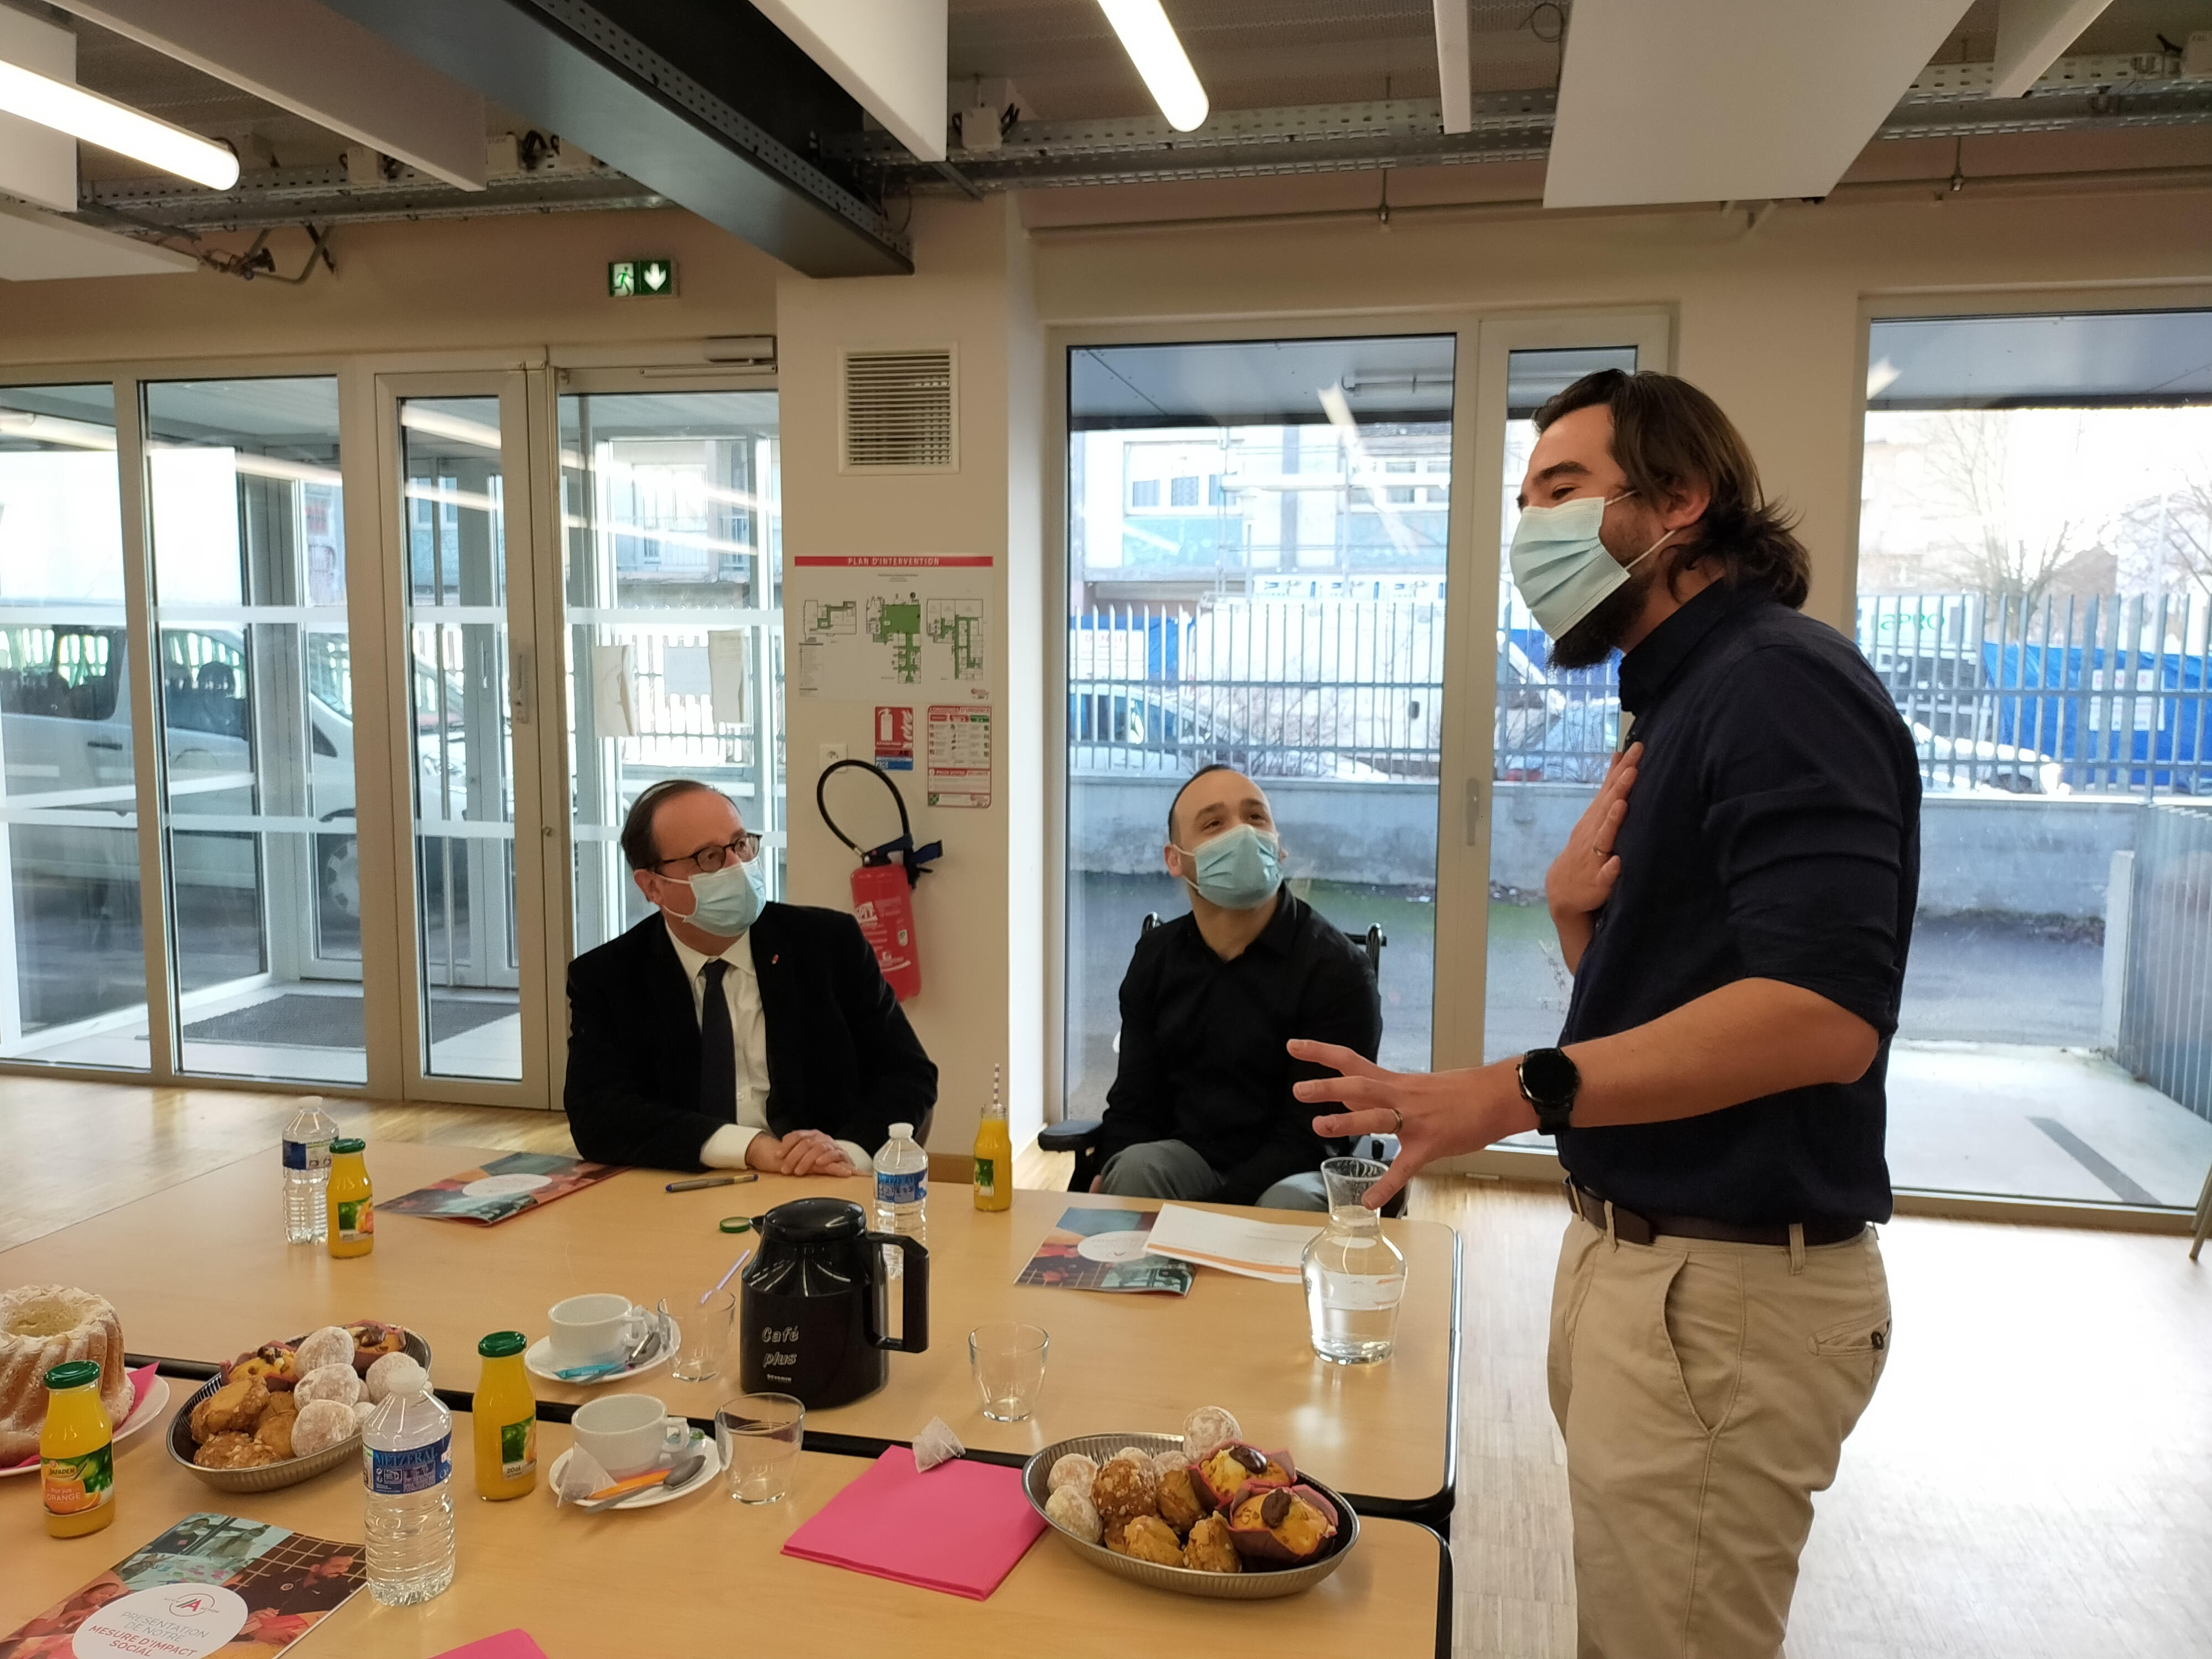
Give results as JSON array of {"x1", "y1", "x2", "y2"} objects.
[{"x1": 1557, "y1": 581, "x2": 1921, "y2": 1225}]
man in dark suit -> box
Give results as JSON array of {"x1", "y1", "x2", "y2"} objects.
[{"x1": 564, "y1": 779, "x2": 937, "y2": 1174}]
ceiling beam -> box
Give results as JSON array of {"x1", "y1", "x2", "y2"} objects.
[
  {"x1": 1543, "y1": 0, "x2": 1976, "y2": 208},
  {"x1": 1433, "y1": 0, "x2": 1472, "y2": 134},
  {"x1": 320, "y1": 0, "x2": 909, "y2": 277},
  {"x1": 1992, "y1": 0, "x2": 2117, "y2": 97},
  {"x1": 0, "y1": 196, "x2": 196, "y2": 279},
  {"x1": 48, "y1": 0, "x2": 487, "y2": 191},
  {"x1": 751, "y1": 0, "x2": 947, "y2": 163}
]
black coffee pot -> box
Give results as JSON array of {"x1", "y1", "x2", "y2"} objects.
[{"x1": 737, "y1": 1198, "x2": 928, "y2": 1409}]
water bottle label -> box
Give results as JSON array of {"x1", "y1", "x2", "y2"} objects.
[
  {"x1": 877, "y1": 1170, "x2": 925, "y2": 1206},
  {"x1": 283, "y1": 1138, "x2": 332, "y2": 1172},
  {"x1": 369, "y1": 1432, "x2": 452, "y2": 1495}
]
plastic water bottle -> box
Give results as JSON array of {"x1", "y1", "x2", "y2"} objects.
[
  {"x1": 363, "y1": 1371, "x2": 455, "y2": 1606},
  {"x1": 280, "y1": 1097, "x2": 339, "y2": 1244},
  {"x1": 873, "y1": 1122, "x2": 929, "y2": 1250}
]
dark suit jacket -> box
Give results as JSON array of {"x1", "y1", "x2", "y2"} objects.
[{"x1": 564, "y1": 904, "x2": 938, "y2": 1171}]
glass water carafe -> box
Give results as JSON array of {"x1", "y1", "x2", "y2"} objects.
[{"x1": 1301, "y1": 1157, "x2": 1408, "y2": 1364}]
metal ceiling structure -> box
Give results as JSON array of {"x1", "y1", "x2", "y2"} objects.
[{"x1": 836, "y1": 49, "x2": 2212, "y2": 193}]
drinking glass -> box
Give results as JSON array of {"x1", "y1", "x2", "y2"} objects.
[
  {"x1": 716, "y1": 1393, "x2": 805, "y2": 1504},
  {"x1": 1301, "y1": 1157, "x2": 1407, "y2": 1364},
  {"x1": 968, "y1": 1322, "x2": 1049, "y2": 1421},
  {"x1": 671, "y1": 1291, "x2": 734, "y2": 1383}
]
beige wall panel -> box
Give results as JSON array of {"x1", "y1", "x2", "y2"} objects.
[{"x1": 0, "y1": 207, "x2": 779, "y2": 366}]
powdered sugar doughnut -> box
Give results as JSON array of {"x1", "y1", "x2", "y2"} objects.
[
  {"x1": 1181, "y1": 1405, "x2": 1241, "y2": 1459},
  {"x1": 294, "y1": 1361, "x2": 362, "y2": 1408},
  {"x1": 1109, "y1": 1445, "x2": 1155, "y2": 1473},
  {"x1": 1044, "y1": 1483, "x2": 1103, "y2": 1543},
  {"x1": 1047, "y1": 1452, "x2": 1098, "y2": 1495},
  {"x1": 290, "y1": 1397, "x2": 357, "y2": 1456},
  {"x1": 294, "y1": 1324, "x2": 354, "y2": 1375}
]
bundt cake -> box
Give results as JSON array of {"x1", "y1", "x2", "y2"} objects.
[{"x1": 0, "y1": 1285, "x2": 133, "y2": 1465}]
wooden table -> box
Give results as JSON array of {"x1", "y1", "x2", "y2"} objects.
[
  {"x1": 0, "y1": 1399, "x2": 1450, "y2": 1658},
  {"x1": 0, "y1": 1143, "x2": 1460, "y2": 1519}
]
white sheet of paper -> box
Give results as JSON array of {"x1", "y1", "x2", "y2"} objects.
[
  {"x1": 662, "y1": 644, "x2": 710, "y2": 697},
  {"x1": 591, "y1": 641, "x2": 635, "y2": 738},
  {"x1": 1142, "y1": 1204, "x2": 1321, "y2": 1284},
  {"x1": 707, "y1": 629, "x2": 749, "y2": 724}
]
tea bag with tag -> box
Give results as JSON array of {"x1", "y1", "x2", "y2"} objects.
[{"x1": 555, "y1": 1444, "x2": 616, "y2": 1506}]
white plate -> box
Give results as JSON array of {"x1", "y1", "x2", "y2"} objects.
[
  {"x1": 524, "y1": 1323, "x2": 673, "y2": 1387},
  {"x1": 549, "y1": 1437, "x2": 720, "y2": 1510},
  {"x1": 2, "y1": 1374, "x2": 170, "y2": 1477}
]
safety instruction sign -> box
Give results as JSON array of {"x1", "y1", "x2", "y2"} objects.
[
  {"x1": 874, "y1": 705, "x2": 915, "y2": 771},
  {"x1": 791, "y1": 555, "x2": 993, "y2": 702},
  {"x1": 927, "y1": 705, "x2": 992, "y2": 808}
]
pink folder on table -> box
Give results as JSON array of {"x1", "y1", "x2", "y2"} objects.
[
  {"x1": 782, "y1": 1447, "x2": 1047, "y2": 1599},
  {"x1": 430, "y1": 1634, "x2": 548, "y2": 1659}
]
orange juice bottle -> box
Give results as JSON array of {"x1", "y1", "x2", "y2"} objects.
[
  {"x1": 41, "y1": 1360, "x2": 116, "y2": 1538},
  {"x1": 327, "y1": 1137, "x2": 374, "y2": 1258},
  {"x1": 972, "y1": 1065, "x2": 1012, "y2": 1212},
  {"x1": 472, "y1": 1332, "x2": 536, "y2": 1500}
]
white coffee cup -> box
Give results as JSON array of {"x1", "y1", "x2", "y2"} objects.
[
  {"x1": 548, "y1": 1293, "x2": 643, "y2": 1367},
  {"x1": 571, "y1": 1392, "x2": 687, "y2": 1480}
]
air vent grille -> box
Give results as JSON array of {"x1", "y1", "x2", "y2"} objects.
[{"x1": 843, "y1": 348, "x2": 956, "y2": 471}]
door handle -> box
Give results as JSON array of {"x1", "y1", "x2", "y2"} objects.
[
  {"x1": 1464, "y1": 776, "x2": 1485, "y2": 845},
  {"x1": 510, "y1": 646, "x2": 533, "y2": 726}
]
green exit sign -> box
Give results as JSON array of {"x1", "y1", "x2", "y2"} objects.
[{"x1": 607, "y1": 258, "x2": 676, "y2": 298}]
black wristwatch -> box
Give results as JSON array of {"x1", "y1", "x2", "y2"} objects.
[{"x1": 1517, "y1": 1047, "x2": 1582, "y2": 1137}]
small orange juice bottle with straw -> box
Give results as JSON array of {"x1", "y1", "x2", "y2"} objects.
[{"x1": 973, "y1": 1065, "x2": 1012, "y2": 1212}]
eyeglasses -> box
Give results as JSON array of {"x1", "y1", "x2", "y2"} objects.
[{"x1": 654, "y1": 831, "x2": 760, "y2": 874}]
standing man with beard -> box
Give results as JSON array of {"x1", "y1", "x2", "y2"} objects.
[{"x1": 1292, "y1": 370, "x2": 1919, "y2": 1658}]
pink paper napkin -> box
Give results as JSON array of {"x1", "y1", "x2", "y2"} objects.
[
  {"x1": 430, "y1": 1632, "x2": 549, "y2": 1659},
  {"x1": 781, "y1": 1447, "x2": 1048, "y2": 1600},
  {"x1": 4, "y1": 1362, "x2": 158, "y2": 1470}
]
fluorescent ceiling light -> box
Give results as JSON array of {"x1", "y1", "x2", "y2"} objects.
[
  {"x1": 0, "y1": 55, "x2": 238, "y2": 189},
  {"x1": 1097, "y1": 0, "x2": 1208, "y2": 132}
]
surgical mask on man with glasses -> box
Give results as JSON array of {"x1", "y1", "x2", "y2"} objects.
[
  {"x1": 1170, "y1": 823, "x2": 1283, "y2": 911},
  {"x1": 656, "y1": 833, "x2": 764, "y2": 937}
]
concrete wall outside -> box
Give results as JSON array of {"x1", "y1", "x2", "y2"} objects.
[{"x1": 1070, "y1": 775, "x2": 2142, "y2": 920}]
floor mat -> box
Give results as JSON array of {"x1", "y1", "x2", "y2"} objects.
[{"x1": 179, "y1": 993, "x2": 514, "y2": 1049}]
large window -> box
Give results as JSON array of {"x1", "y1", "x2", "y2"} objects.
[
  {"x1": 1858, "y1": 310, "x2": 2212, "y2": 1208},
  {"x1": 0, "y1": 385, "x2": 146, "y2": 1066},
  {"x1": 144, "y1": 378, "x2": 362, "y2": 1082},
  {"x1": 561, "y1": 390, "x2": 785, "y2": 952},
  {"x1": 1064, "y1": 337, "x2": 1452, "y2": 1119}
]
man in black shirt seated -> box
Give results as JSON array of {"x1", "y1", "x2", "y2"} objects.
[
  {"x1": 1091, "y1": 764, "x2": 1381, "y2": 1211},
  {"x1": 564, "y1": 779, "x2": 936, "y2": 1174}
]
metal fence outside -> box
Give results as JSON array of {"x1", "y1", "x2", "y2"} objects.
[
  {"x1": 1068, "y1": 591, "x2": 2212, "y2": 796},
  {"x1": 2118, "y1": 801, "x2": 2212, "y2": 1125}
]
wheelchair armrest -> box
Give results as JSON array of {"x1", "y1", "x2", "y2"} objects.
[{"x1": 1035, "y1": 1117, "x2": 1104, "y2": 1154}]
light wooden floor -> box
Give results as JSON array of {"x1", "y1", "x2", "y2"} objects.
[{"x1": 7, "y1": 1080, "x2": 2209, "y2": 1657}]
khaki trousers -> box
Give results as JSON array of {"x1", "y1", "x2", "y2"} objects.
[{"x1": 1547, "y1": 1213, "x2": 1891, "y2": 1659}]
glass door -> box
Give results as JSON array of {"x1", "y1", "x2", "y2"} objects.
[
  {"x1": 559, "y1": 387, "x2": 786, "y2": 956},
  {"x1": 1062, "y1": 335, "x2": 1455, "y2": 1116},
  {"x1": 1448, "y1": 316, "x2": 1670, "y2": 1161},
  {"x1": 377, "y1": 374, "x2": 549, "y2": 1097}
]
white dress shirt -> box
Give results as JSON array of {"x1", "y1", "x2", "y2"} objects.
[{"x1": 665, "y1": 923, "x2": 870, "y2": 1174}]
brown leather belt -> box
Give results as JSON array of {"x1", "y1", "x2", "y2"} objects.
[{"x1": 1564, "y1": 1180, "x2": 1864, "y2": 1248}]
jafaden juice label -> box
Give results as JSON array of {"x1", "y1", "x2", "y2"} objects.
[{"x1": 44, "y1": 1444, "x2": 113, "y2": 1515}]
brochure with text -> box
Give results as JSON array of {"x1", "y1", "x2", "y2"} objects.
[
  {"x1": 0, "y1": 1512, "x2": 364, "y2": 1659},
  {"x1": 1015, "y1": 1206, "x2": 1194, "y2": 1294}
]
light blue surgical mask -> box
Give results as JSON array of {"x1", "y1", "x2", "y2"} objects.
[
  {"x1": 1173, "y1": 823, "x2": 1282, "y2": 910},
  {"x1": 677, "y1": 856, "x2": 764, "y2": 936},
  {"x1": 1508, "y1": 492, "x2": 1674, "y2": 640}
]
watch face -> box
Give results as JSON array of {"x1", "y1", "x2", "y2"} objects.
[{"x1": 1522, "y1": 1047, "x2": 1579, "y2": 1104}]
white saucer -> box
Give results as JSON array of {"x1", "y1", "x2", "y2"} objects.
[
  {"x1": 550, "y1": 1437, "x2": 720, "y2": 1510},
  {"x1": 524, "y1": 1326, "x2": 674, "y2": 1387},
  {"x1": 2, "y1": 1374, "x2": 170, "y2": 1477}
]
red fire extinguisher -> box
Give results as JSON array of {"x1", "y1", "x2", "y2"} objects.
[{"x1": 816, "y1": 759, "x2": 940, "y2": 1002}]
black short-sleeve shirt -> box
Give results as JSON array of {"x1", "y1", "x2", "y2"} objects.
[{"x1": 1556, "y1": 581, "x2": 1921, "y2": 1226}]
